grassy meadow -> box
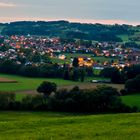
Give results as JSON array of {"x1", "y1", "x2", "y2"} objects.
[
  {"x1": 0, "y1": 74, "x2": 78, "y2": 92},
  {"x1": 121, "y1": 94, "x2": 140, "y2": 108},
  {"x1": 0, "y1": 111, "x2": 139, "y2": 140},
  {"x1": 0, "y1": 73, "x2": 112, "y2": 92}
]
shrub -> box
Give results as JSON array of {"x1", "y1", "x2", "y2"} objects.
[
  {"x1": 19, "y1": 65, "x2": 40, "y2": 77},
  {"x1": 120, "y1": 89, "x2": 128, "y2": 96},
  {"x1": 48, "y1": 86, "x2": 133, "y2": 113},
  {"x1": 100, "y1": 67, "x2": 116, "y2": 78},
  {"x1": 0, "y1": 92, "x2": 16, "y2": 110},
  {"x1": 21, "y1": 95, "x2": 48, "y2": 110},
  {"x1": 125, "y1": 74, "x2": 140, "y2": 94}
]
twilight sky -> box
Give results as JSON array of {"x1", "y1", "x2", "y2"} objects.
[{"x1": 0, "y1": 0, "x2": 139, "y2": 25}]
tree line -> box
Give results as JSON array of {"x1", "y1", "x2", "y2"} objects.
[
  {"x1": 1, "y1": 21, "x2": 135, "y2": 42},
  {"x1": 0, "y1": 83, "x2": 138, "y2": 113}
]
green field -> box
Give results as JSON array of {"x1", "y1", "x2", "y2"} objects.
[
  {"x1": 0, "y1": 111, "x2": 139, "y2": 140},
  {"x1": 0, "y1": 74, "x2": 110, "y2": 92},
  {"x1": 118, "y1": 35, "x2": 130, "y2": 42},
  {"x1": 121, "y1": 94, "x2": 140, "y2": 108},
  {"x1": 0, "y1": 74, "x2": 78, "y2": 92}
]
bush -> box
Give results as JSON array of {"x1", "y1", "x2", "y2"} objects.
[
  {"x1": 48, "y1": 86, "x2": 133, "y2": 113},
  {"x1": 0, "y1": 92, "x2": 16, "y2": 110},
  {"x1": 125, "y1": 74, "x2": 140, "y2": 94},
  {"x1": 120, "y1": 89, "x2": 128, "y2": 96},
  {"x1": 21, "y1": 95, "x2": 48, "y2": 110},
  {"x1": 19, "y1": 65, "x2": 40, "y2": 77}
]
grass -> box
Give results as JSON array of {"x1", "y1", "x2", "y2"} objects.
[
  {"x1": 0, "y1": 74, "x2": 78, "y2": 92},
  {"x1": 117, "y1": 35, "x2": 130, "y2": 42},
  {"x1": 121, "y1": 93, "x2": 140, "y2": 108},
  {"x1": 0, "y1": 111, "x2": 139, "y2": 140},
  {"x1": 0, "y1": 74, "x2": 112, "y2": 92}
]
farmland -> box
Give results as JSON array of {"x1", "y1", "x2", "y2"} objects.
[
  {"x1": 0, "y1": 74, "x2": 140, "y2": 109},
  {"x1": 0, "y1": 74, "x2": 124, "y2": 93},
  {"x1": 0, "y1": 74, "x2": 78, "y2": 92},
  {"x1": 0, "y1": 111, "x2": 139, "y2": 140},
  {"x1": 122, "y1": 94, "x2": 140, "y2": 108}
]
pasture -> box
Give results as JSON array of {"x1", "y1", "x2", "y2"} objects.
[
  {"x1": 0, "y1": 111, "x2": 139, "y2": 140},
  {"x1": 121, "y1": 94, "x2": 140, "y2": 108},
  {"x1": 0, "y1": 74, "x2": 78, "y2": 92},
  {"x1": 0, "y1": 73, "x2": 124, "y2": 92}
]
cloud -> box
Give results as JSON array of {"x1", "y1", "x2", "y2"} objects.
[{"x1": 0, "y1": 2, "x2": 16, "y2": 7}]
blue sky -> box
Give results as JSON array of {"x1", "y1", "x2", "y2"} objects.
[{"x1": 0, "y1": 0, "x2": 139, "y2": 25}]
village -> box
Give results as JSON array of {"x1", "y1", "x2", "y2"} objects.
[{"x1": 0, "y1": 35, "x2": 140, "y2": 70}]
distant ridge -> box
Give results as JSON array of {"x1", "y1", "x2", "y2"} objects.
[{"x1": 0, "y1": 20, "x2": 140, "y2": 42}]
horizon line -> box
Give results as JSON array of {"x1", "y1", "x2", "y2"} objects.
[{"x1": 0, "y1": 17, "x2": 139, "y2": 26}]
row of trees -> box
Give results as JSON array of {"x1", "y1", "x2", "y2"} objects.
[
  {"x1": 0, "y1": 82, "x2": 137, "y2": 113},
  {"x1": 2, "y1": 21, "x2": 134, "y2": 42},
  {"x1": 100, "y1": 64, "x2": 140, "y2": 84},
  {"x1": 0, "y1": 59, "x2": 63, "y2": 78},
  {"x1": 0, "y1": 59, "x2": 93, "y2": 81}
]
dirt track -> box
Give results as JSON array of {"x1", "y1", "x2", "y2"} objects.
[{"x1": 0, "y1": 78, "x2": 18, "y2": 83}]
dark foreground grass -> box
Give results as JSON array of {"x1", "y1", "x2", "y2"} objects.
[{"x1": 0, "y1": 111, "x2": 139, "y2": 140}]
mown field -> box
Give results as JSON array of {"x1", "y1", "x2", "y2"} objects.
[
  {"x1": 0, "y1": 74, "x2": 78, "y2": 92},
  {"x1": 0, "y1": 111, "x2": 139, "y2": 140}
]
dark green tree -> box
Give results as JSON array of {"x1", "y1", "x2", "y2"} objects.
[
  {"x1": 79, "y1": 68, "x2": 86, "y2": 82},
  {"x1": 72, "y1": 57, "x2": 79, "y2": 67},
  {"x1": 72, "y1": 68, "x2": 79, "y2": 81},
  {"x1": 37, "y1": 81, "x2": 57, "y2": 97},
  {"x1": 125, "y1": 74, "x2": 140, "y2": 93},
  {"x1": 111, "y1": 69, "x2": 122, "y2": 84},
  {"x1": 63, "y1": 68, "x2": 70, "y2": 80}
]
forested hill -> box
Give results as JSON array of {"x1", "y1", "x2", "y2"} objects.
[{"x1": 0, "y1": 20, "x2": 140, "y2": 42}]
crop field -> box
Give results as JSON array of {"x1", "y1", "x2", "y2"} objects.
[{"x1": 0, "y1": 111, "x2": 139, "y2": 140}]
